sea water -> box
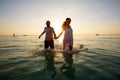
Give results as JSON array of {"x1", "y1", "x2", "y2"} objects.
[{"x1": 0, "y1": 35, "x2": 120, "y2": 80}]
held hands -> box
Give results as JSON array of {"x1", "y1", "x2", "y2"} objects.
[
  {"x1": 54, "y1": 32, "x2": 63, "y2": 39},
  {"x1": 54, "y1": 35, "x2": 58, "y2": 39},
  {"x1": 54, "y1": 36, "x2": 58, "y2": 39}
]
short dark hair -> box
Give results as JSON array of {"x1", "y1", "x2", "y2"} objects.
[{"x1": 46, "y1": 20, "x2": 50, "y2": 23}]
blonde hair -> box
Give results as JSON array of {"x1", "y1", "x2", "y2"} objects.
[
  {"x1": 62, "y1": 21, "x2": 67, "y2": 31},
  {"x1": 62, "y1": 18, "x2": 71, "y2": 31}
]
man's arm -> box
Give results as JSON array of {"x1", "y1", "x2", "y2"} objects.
[
  {"x1": 53, "y1": 30, "x2": 57, "y2": 39},
  {"x1": 39, "y1": 31, "x2": 45, "y2": 38}
]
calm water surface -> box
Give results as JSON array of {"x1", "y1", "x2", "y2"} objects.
[{"x1": 0, "y1": 35, "x2": 120, "y2": 80}]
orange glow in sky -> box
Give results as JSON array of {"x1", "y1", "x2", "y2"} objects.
[{"x1": 0, "y1": 0, "x2": 120, "y2": 35}]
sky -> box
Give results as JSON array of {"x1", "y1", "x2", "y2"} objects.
[{"x1": 0, "y1": 0, "x2": 120, "y2": 35}]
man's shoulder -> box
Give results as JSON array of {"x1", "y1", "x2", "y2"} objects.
[
  {"x1": 50, "y1": 27, "x2": 54, "y2": 30},
  {"x1": 50, "y1": 26, "x2": 54, "y2": 29},
  {"x1": 45, "y1": 26, "x2": 52, "y2": 28},
  {"x1": 45, "y1": 26, "x2": 53, "y2": 28},
  {"x1": 44, "y1": 27, "x2": 47, "y2": 29},
  {"x1": 45, "y1": 26, "x2": 54, "y2": 30}
]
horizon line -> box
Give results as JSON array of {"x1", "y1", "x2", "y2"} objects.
[{"x1": 0, "y1": 34, "x2": 120, "y2": 36}]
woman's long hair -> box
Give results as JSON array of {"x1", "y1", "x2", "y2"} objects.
[{"x1": 62, "y1": 21, "x2": 67, "y2": 31}]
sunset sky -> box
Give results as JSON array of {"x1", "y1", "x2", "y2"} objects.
[{"x1": 0, "y1": 0, "x2": 120, "y2": 35}]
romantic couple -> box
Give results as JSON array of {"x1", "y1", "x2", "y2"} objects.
[
  {"x1": 38, "y1": 18, "x2": 73, "y2": 51},
  {"x1": 38, "y1": 18, "x2": 75, "y2": 79}
]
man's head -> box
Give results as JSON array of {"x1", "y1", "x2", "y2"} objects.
[{"x1": 46, "y1": 20, "x2": 50, "y2": 27}]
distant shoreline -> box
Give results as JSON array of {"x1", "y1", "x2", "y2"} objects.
[{"x1": 0, "y1": 34, "x2": 120, "y2": 37}]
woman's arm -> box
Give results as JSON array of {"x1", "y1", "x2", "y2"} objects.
[{"x1": 54, "y1": 31, "x2": 63, "y2": 39}]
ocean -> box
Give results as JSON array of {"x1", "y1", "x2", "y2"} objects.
[{"x1": 0, "y1": 35, "x2": 120, "y2": 80}]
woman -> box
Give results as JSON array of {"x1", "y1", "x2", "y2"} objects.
[
  {"x1": 56, "y1": 18, "x2": 74, "y2": 68},
  {"x1": 57, "y1": 18, "x2": 73, "y2": 51}
]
